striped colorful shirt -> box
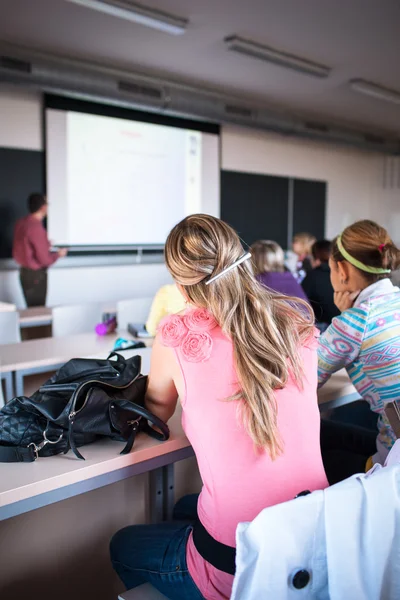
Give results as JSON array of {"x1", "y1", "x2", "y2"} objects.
[{"x1": 318, "y1": 279, "x2": 400, "y2": 462}]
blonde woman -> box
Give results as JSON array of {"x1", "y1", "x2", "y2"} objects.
[
  {"x1": 111, "y1": 215, "x2": 327, "y2": 600},
  {"x1": 292, "y1": 232, "x2": 316, "y2": 282}
]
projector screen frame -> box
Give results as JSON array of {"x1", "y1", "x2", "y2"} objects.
[{"x1": 43, "y1": 94, "x2": 220, "y2": 255}]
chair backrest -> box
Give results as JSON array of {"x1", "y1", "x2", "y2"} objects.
[
  {"x1": 0, "y1": 311, "x2": 21, "y2": 344},
  {"x1": 52, "y1": 304, "x2": 103, "y2": 338},
  {"x1": 117, "y1": 298, "x2": 153, "y2": 330},
  {"x1": 0, "y1": 302, "x2": 17, "y2": 312},
  {"x1": 118, "y1": 583, "x2": 168, "y2": 599}
]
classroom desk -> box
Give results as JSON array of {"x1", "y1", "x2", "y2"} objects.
[
  {"x1": 0, "y1": 407, "x2": 193, "y2": 523},
  {"x1": 0, "y1": 367, "x2": 359, "y2": 525},
  {"x1": 19, "y1": 307, "x2": 53, "y2": 328},
  {"x1": 0, "y1": 331, "x2": 152, "y2": 401},
  {"x1": 317, "y1": 369, "x2": 361, "y2": 411},
  {"x1": 18, "y1": 304, "x2": 117, "y2": 329}
]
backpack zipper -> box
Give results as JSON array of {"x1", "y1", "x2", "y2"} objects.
[{"x1": 68, "y1": 372, "x2": 144, "y2": 421}]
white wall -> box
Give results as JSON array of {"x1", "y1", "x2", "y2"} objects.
[
  {"x1": 2, "y1": 86, "x2": 400, "y2": 307},
  {"x1": 0, "y1": 85, "x2": 42, "y2": 150},
  {"x1": 222, "y1": 126, "x2": 400, "y2": 242}
]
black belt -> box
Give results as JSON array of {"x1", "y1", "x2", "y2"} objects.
[
  {"x1": 192, "y1": 518, "x2": 236, "y2": 575},
  {"x1": 192, "y1": 490, "x2": 311, "y2": 576}
]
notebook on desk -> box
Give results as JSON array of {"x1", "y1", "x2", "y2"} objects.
[{"x1": 127, "y1": 323, "x2": 153, "y2": 339}]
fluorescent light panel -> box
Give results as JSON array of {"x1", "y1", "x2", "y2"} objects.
[
  {"x1": 225, "y1": 35, "x2": 330, "y2": 78},
  {"x1": 66, "y1": 0, "x2": 187, "y2": 35},
  {"x1": 350, "y1": 79, "x2": 400, "y2": 106}
]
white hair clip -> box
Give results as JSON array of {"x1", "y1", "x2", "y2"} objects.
[{"x1": 205, "y1": 252, "x2": 252, "y2": 285}]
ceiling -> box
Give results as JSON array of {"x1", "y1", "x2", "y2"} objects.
[{"x1": 1, "y1": 0, "x2": 400, "y2": 135}]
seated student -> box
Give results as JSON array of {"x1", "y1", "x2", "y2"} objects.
[
  {"x1": 110, "y1": 215, "x2": 327, "y2": 600},
  {"x1": 302, "y1": 239, "x2": 340, "y2": 329},
  {"x1": 145, "y1": 283, "x2": 186, "y2": 336},
  {"x1": 292, "y1": 232, "x2": 316, "y2": 282},
  {"x1": 318, "y1": 220, "x2": 400, "y2": 484},
  {"x1": 250, "y1": 239, "x2": 308, "y2": 300}
]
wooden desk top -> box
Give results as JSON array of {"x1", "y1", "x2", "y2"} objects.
[
  {"x1": 0, "y1": 331, "x2": 152, "y2": 373},
  {"x1": 0, "y1": 408, "x2": 189, "y2": 513},
  {"x1": 317, "y1": 369, "x2": 360, "y2": 406}
]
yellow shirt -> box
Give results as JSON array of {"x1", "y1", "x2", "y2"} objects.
[{"x1": 145, "y1": 284, "x2": 186, "y2": 336}]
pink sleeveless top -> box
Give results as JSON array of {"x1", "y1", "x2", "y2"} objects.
[{"x1": 159, "y1": 308, "x2": 328, "y2": 600}]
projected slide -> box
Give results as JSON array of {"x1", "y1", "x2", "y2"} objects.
[{"x1": 46, "y1": 106, "x2": 219, "y2": 247}]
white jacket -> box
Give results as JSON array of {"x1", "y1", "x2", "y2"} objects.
[{"x1": 231, "y1": 442, "x2": 400, "y2": 600}]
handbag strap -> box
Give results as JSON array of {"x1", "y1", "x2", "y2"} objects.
[
  {"x1": 125, "y1": 402, "x2": 170, "y2": 442},
  {"x1": 0, "y1": 444, "x2": 36, "y2": 463},
  {"x1": 68, "y1": 399, "x2": 170, "y2": 460}
]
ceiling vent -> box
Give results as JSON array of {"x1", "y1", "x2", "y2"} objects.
[
  {"x1": 118, "y1": 79, "x2": 164, "y2": 101},
  {"x1": 0, "y1": 55, "x2": 31, "y2": 73},
  {"x1": 225, "y1": 104, "x2": 255, "y2": 119},
  {"x1": 364, "y1": 133, "x2": 385, "y2": 145},
  {"x1": 304, "y1": 121, "x2": 329, "y2": 133}
]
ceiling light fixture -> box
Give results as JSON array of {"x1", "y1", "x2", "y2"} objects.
[
  {"x1": 224, "y1": 35, "x2": 330, "y2": 78},
  {"x1": 350, "y1": 79, "x2": 400, "y2": 106},
  {"x1": 65, "y1": 0, "x2": 187, "y2": 35}
]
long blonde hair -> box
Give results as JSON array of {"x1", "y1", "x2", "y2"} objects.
[{"x1": 165, "y1": 215, "x2": 314, "y2": 458}]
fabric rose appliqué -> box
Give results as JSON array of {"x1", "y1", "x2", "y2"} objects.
[
  {"x1": 183, "y1": 308, "x2": 217, "y2": 332},
  {"x1": 181, "y1": 331, "x2": 213, "y2": 363},
  {"x1": 159, "y1": 315, "x2": 188, "y2": 347}
]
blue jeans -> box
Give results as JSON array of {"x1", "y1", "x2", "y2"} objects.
[{"x1": 110, "y1": 494, "x2": 204, "y2": 600}]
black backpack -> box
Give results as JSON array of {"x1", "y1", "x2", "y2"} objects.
[{"x1": 0, "y1": 352, "x2": 169, "y2": 462}]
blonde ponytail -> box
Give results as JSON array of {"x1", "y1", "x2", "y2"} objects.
[{"x1": 165, "y1": 215, "x2": 314, "y2": 458}]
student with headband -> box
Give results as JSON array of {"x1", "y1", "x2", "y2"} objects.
[
  {"x1": 318, "y1": 220, "x2": 400, "y2": 484},
  {"x1": 110, "y1": 214, "x2": 327, "y2": 600}
]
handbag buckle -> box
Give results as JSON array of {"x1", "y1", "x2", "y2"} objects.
[{"x1": 28, "y1": 429, "x2": 64, "y2": 460}]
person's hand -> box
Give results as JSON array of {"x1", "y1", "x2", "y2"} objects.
[
  {"x1": 334, "y1": 290, "x2": 360, "y2": 312},
  {"x1": 58, "y1": 248, "x2": 68, "y2": 258}
]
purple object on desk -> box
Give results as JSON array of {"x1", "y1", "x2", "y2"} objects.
[{"x1": 95, "y1": 316, "x2": 117, "y2": 336}]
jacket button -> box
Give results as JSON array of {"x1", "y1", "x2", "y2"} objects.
[{"x1": 292, "y1": 569, "x2": 310, "y2": 589}]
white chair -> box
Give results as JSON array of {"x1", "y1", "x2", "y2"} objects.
[
  {"x1": 0, "y1": 301, "x2": 16, "y2": 312},
  {"x1": 118, "y1": 584, "x2": 168, "y2": 599},
  {"x1": 0, "y1": 311, "x2": 21, "y2": 344},
  {"x1": 117, "y1": 298, "x2": 153, "y2": 330},
  {"x1": 52, "y1": 303, "x2": 103, "y2": 337}
]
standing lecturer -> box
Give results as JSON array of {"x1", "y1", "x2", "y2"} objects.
[{"x1": 13, "y1": 193, "x2": 67, "y2": 307}]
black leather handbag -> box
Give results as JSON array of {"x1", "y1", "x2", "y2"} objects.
[{"x1": 0, "y1": 352, "x2": 169, "y2": 463}]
